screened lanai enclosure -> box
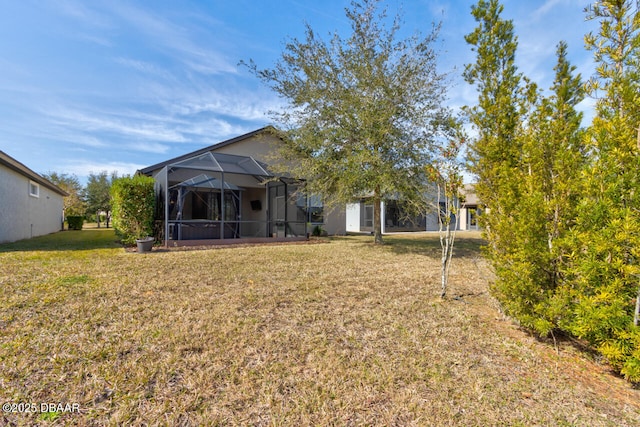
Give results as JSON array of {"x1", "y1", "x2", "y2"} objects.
[{"x1": 151, "y1": 152, "x2": 309, "y2": 245}]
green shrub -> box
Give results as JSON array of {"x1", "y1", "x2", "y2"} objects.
[
  {"x1": 66, "y1": 216, "x2": 84, "y2": 230},
  {"x1": 110, "y1": 175, "x2": 155, "y2": 245},
  {"x1": 312, "y1": 225, "x2": 327, "y2": 237}
]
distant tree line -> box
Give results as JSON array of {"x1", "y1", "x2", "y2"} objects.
[
  {"x1": 465, "y1": 0, "x2": 640, "y2": 382},
  {"x1": 43, "y1": 171, "x2": 118, "y2": 228}
]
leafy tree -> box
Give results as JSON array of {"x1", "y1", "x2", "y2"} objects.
[
  {"x1": 562, "y1": 0, "x2": 640, "y2": 381},
  {"x1": 42, "y1": 171, "x2": 85, "y2": 217},
  {"x1": 84, "y1": 171, "x2": 117, "y2": 228},
  {"x1": 245, "y1": 0, "x2": 455, "y2": 244}
]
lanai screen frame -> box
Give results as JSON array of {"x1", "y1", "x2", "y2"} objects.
[
  {"x1": 155, "y1": 151, "x2": 308, "y2": 244},
  {"x1": 169, "y1": 173, "x2": 243, "y2": 240}
]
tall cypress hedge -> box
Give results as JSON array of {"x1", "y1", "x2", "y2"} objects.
[
  {"x1": 110, "y1": 175, "x2": 156, "y2": 245},
  {"x1": 465, "y1": 0, "x2": 640, "y2": 383}
]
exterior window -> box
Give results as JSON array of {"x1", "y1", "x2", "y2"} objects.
[
  {"x1": 385, "y1": 200, "x2": 427, "y2": 231},
  {"x1": 469, "y1": 208, "x2": 478, "y2": 227},
  {"x1": 29, "y1": 181, "x2": 39, "y2": 198},
  {"x1": 308, "y1": 194, "x2": 324, "y2": 224},
  {"x1": 468, "y1": 207, "x2": 482, "y2": 229},
  {"x1": 361, "y1": 203, "x2": 374, "y2": 228},
  {"x1": 297, "y1": 193, "x2": 324, "y2": 223}
]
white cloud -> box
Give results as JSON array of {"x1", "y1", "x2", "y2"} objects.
[
  {"x1": 170, "y1": 96, "x2": 275, "y2": 122},
  {"x1": 113, "y1": 57, "x2": 173, "y2": 79},
  {"x1": 64, "y1": 134, "x2": 109, "y2": 148},
  {"x1": 124, "y1": 142, "x2": 170, "y2": 154},
  {"x1": 134, "y1": 76, "x2": 282, "y2": 124},
  {"x1": 577, "y1": 97, "x2": 596, "y2": 126},
  {"x1": 532, "y1": 0, "x2": 564, "y2": 20},
  {"x1": 64, "y1": 160, "x2": 147, "y2": 178},
  {"x1": 54, "y1": 0, "x2": 113, "y2": 29},
  {"x1": 75, "y1": 33, "x2": 113, "y2": 47},
  {"x1": 45, "y1": 107, "x2": 188, "y2": 143},
  {"x1": 109, "y1": 2, "x2": 237, "y2": 76},
  {"x1": 175, "y1": 119, "x2": 251, "y2": 143}
]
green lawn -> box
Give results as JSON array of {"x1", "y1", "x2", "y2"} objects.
[{"x1": 1, "y1": 229, "x2": 638, "y2": 425}]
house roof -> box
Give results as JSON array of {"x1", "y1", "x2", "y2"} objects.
[
  {"x1": 0, "y1": 150, "x2": 69, "y2": 197},
  {"x1": 166, "y1": 151, "x2": 272, "y2": 177},
  {"x1": 461, "y1": 183, "x2": 479, "y2": 205},
  {"x1": 170, "y1": 174, "x2": 242, "y2": 191},
  {"x1": 138, "y1": 126, "x2": 279, "y2": 176}
]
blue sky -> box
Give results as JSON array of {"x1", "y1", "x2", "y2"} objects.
[{"x1": 0, "y1": 0, "x2": 598, "y2": 183}]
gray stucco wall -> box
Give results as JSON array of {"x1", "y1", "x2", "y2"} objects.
[{"x1": 0, "y1": 166, "x2": 64, "y2": 243}]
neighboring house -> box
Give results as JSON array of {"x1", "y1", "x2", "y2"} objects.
[
  {"x1": 0, "y1": 150, "x2": 68, "y2": 243},
  {"x1": 139, "y1": 127, "x2": 346, "y2": 246},
  {"x1": 346, "y1": 198, "x2": 437, "y2": 234},
  {"x1": 458, "y1": 184, "x2": 482, "y2": 231},
  {"x1": 346, "y1": 184, "x2": 482, "y2": 234}
]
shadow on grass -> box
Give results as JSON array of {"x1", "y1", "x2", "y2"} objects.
[
  {"x1": 334, "y1": 232, "x2": 486, "y2": 259},
  {"x1": 386, "y1": 233, "x2": 485, "y2": 259},
  {"x1": 0, "y1": 228, "x2": 121, "y2": 252}
]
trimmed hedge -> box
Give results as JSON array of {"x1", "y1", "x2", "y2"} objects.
[
  {"x1": 66, "y1": 216, "x2": 84, "y2": 230},
  {"x1": 111, "y1": 175, "x2": 155, "y2": 245}
]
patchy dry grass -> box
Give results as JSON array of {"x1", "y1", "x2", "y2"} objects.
[{"x1": 1, "y1": 229, "x2": 639, "y2": 426}]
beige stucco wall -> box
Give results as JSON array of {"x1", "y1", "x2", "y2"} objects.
[
  {"x1": 211, "y1": 133, "x2": 282, "y2": 165},
  {"x1": 323, "y1": 204, "x2": 346, "y2": 235},
  {"x1": 0, "y1": 166, "x2": 64, "y2": 243},
  {"x1": 213, "y1": 132, "x2": 347, "y2": 235},
  {"x1": 240, "y1": 187, "x2": 269, "y2": 237}
]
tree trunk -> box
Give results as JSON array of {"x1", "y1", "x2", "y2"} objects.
[
  {"x1": 96, "y1": 210, "x2": 100, "y2": 228},
  {"x1": 373, "y1": 187, "x2": 383, "y2": 245},
  {"x1": 441, "y1": 232, "x2": 448, "y2": 298},
  {"x1": 438, "y1": 183, "x2": 458, "y2": 299}
]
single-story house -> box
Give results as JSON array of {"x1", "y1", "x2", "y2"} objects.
[
  {"x1": 458, "y1": 184, "x2": 482, "y2": 231},
  {"x1": 139, "y1": 127, "x2": 480, "y2": 245},
  {"x1": 0, "y1": 150, "x2": 68, "y2": 243},
  {"x1": 346, "y1": 184, "x2": 482, "y2": 234},
  {"x1": 138, "y1": 127, "x2": 346, "y2": 246}
]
